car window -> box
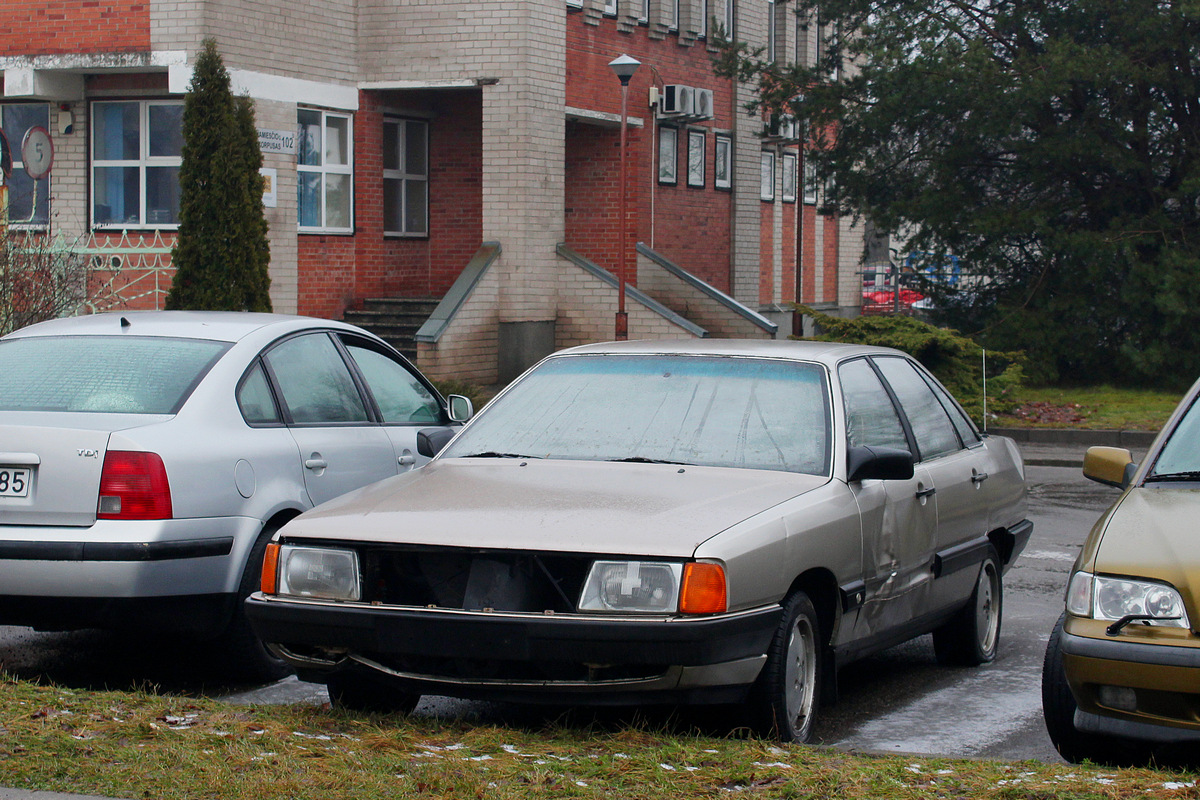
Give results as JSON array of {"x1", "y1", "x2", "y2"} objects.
[
  {"x1": 237, "y1": 361, "x2": 282, "y2": 424},
  {"x1": 873, "y1": 356, "x2": 961, "y2": 460},
  {"x1": 1151, "y1": 394, "x2": 1200, "y2": 477},
  {"x1": 442, "y1": 354, "x2": 832, "y2": 475},
  {"x1": 920, "y1": 369, "x2": 981, "y2": 446},
  {"x1": 838, "y1": 358, "x2": 909, "y2": 451},
  {"x1": 264, "y1": 333, "x2": 369, "y2": 424},
  {"x1": 344, "y1": 343, "x2": 441, "y2": 424},
  {"x1": 0, "y1": 335, "x2": 228, "y2": 414}
]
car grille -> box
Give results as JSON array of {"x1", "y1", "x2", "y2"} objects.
[{"x1": 354, "y1": 545, "x2": 595, "y2": 613}]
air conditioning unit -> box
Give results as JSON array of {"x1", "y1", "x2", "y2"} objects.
[
  {"x1": 764, "y1": 113, "x2": 801, "y2": 141},
  {"x1": 661, "y1": 84, "x2": 695, "y2": 116},
  {"x1": 692, "y1": 88, "x2": 715, "y2": 119}
]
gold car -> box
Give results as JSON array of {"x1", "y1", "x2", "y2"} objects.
[{"x1": 1042, "y1": 391, "x2": 1200, "y2": 765}]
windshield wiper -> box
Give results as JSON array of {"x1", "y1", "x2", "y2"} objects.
[
  {"x1": 1146, "y1": 471, "x2": 1200, "y2": 482},
  {"x1": 458, "y1": 451, "x2": 542, "y2": 459},
  {"x1": 608, "y1": 456, "x2": 692, "y2": 465}
]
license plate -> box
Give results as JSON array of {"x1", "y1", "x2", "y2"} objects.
[{"x1": 0, "y1": 467, "x2": 31, "y2": 498}]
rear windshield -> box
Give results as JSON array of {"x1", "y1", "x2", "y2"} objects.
[
  {"x1": 443, "y1": 354, "x2": 832, "y2": 475},
  {"x1": 0, "y1": 335, "x2": 229, "y2": 414}
]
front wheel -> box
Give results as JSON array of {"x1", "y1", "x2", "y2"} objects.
[
  {"x1": 749, "y1": 590, "x2": 823, "y2": 742},
  {"x1": 933, "y1": 545, "x2": 1001, "y2": 666},
  {"x1": 212, "y1": 525, "x2": 292, "y2": 682}
]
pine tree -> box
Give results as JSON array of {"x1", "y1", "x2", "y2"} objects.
[{"x1": 166, "y1": 38, "x2": 271, "y2": 311}]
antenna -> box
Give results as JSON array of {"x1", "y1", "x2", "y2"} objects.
[{"x1": 982, "y1": 349, "x2": 988, "y2": 432}]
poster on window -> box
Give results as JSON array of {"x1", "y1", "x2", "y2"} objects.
[{"x1": 658, "y1": 127, "x2": 677, "y2": 185}]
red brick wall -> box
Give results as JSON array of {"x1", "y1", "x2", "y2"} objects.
[
  {"x1": 0, "y1": 2, "x2": 150, "y2": 55},
  {"x1": 565, "y1": 121, "x2": 641, "y2": 279},
  {"x1": 759, "y1": 201, "x2": 773, "y2": 304},
  {"x1": 781, "y1": 195, "x2": 796, "y2": 304},
  {"x1": 800, "y1": 205, "x2": 817, "y2": 304},
  {"x1": 297, "y1": 89, "x2": 483, "y2": 319},
  {"x1": 823, "y1": 212, "x2": 839, "y2": 303},
  {"x1": 565, "y1": 11, "x2": 733, "y2": 292}
]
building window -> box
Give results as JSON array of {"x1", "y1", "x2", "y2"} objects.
[
  {"x1": 383, "y1": 118, "x2": 428, "y2": 237},
  {"x1": 767, "y1": 0, "x2": 777, "y2": 62},
  {"x1": 658, "y1": 126, "x2": 678, "y2": 185},
  {"x1": 782, "y1": 152, "x2": 797, "y2": 202},
  {"x1": 687, "y1": 130, "x2": 706, "y2": 187},
  {"x1": 700, "y1": 0, "x2": 709, "y2": 36},
  {"x1": 638, "y1": 0, "x2": 648, "y2": 23},
  {"x1": 567, "y1": 0, "x2": 583, "y2": 8},
  {"x1": 761, "y1": 151, "x2": 775, "y2": 201},
  {"x1": 605, "y1": 0, "x2": 618, "y2": 15},
  {"x1": 803, "y1": 157, "x2": 819, "y2": 204},
  {"x1": 91, "y1": 100, "x2": 183, "y2": 229},
  {"x1": 1, "y1": 104, "x2": 51, "y2": 226},
  {"x1": 714, "y1": 134, "x2": 732, "y2": 190},
  {"x1": 670, "y1": 0, "x2": 680, "y2": 30},
  {"x1": 724, "y1": 0, "x2": 735, "y2": 36},
  {"x1": 298, "y1": 108, "x2": 353, "y2": 233}
]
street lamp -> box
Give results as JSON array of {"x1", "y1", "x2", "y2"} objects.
[{"x1": 608, "y1": 53, "x2": 640, "y2": 340}]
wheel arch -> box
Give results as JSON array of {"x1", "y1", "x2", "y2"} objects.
[{"x1": 783, "y1": 567, "x2": 841, "y2": 647}]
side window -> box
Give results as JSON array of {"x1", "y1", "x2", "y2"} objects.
[
  {"x1": 344, "y1": 342, "x2": 441, "y2": 424},
  {"x1": 839, "y1": 358, "x2": 908, "y2": 451},
  {"x1": 874, "y1": 357, "x2": 961, "y2": 460},
  {"x1": 921, "y1": 371, "x2": 981, "y2": 446},
  {"x1": 264, "y1": 334, "x2": 368, "y2": 424},
  {"x1": 1, "y1": 103, "x2": 52, "y2": 226},
  {"x1": 237, "y1": 361, "x2": 282, "y2": 425}
]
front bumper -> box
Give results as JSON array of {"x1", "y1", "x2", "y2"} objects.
[
  {"x1": 246, "y1": 594, "x2": 781, "y2": 704},
  {"x1": 1061, "y1": 620, "x2": 1200, "y2": 737}
]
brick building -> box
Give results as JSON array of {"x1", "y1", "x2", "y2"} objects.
[{"x1": 0, "y1": 0, "x2": 864, "y2": 383}]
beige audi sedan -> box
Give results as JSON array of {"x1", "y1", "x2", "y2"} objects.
[{"x1": 247, "y1": 339, "x2": 1030, "y2": 741}]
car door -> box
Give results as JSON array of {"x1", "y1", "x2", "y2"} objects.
[
  {"x1": 338, "y1": 336, "x2": 448, "y2": 471},
  {"x1": 873, "y1": 356, "x2": 990, "y2": 614},
  {"x1": 839, "y1": 357, "x2": 938, "y2": 642},
  {"x1": 261, "y1": 332, "x2": 397, "y2": 507}
]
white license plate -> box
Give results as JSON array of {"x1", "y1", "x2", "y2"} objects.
[{"x1": 0, "y1": 467, "x2": 31, "y2": 498}]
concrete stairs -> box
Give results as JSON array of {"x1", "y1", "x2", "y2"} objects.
[{"x1": 342, "y1": 297, "x2": 440, "y2": 360}]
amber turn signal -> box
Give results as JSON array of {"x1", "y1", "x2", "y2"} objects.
[
  {"x1": 260, "y1": 542, "x2": 280, "y2": 595},
  {"x1": 680, "y1": 562, "x2": 727, "y2": 614}
]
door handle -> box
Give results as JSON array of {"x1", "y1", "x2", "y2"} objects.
[
  {"x1": 972, "y1": 471, "x2": 989, "y2": 484},
  {"x1": 398, "y1": 452, "x2": 416, "y2": 468},
  {"x1": 915, "y1": 486, "x2": 936, "y2": 499},
  {"x1": 304, "y1": 457, "x2": 328, "y2": 471}
]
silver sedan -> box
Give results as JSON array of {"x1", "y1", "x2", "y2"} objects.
[
  {"x1": 0, "y1": 311, "x2": 470, "y2": 680},
  {"x1": 247, "y1": 339, "x2": 1029, "y2": 739}
]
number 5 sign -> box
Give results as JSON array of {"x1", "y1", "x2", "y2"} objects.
[{"x1": 21, "y1": 127, "x2": 53, "y2": 180}]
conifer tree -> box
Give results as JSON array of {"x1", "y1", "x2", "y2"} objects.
[{"x1": 166, "y1": 38, "x2": 271, "y2": 311}]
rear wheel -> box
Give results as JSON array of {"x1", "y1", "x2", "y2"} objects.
[
  {"x1": 326, "y1": 669, "x2": 421, "y2": 715},
  {"x1": 749, "y1": 590, "x2": 822, "y2": 742},
  {"x1": 933, "y1": 545, "x2": 1001, "y2": 666},
  {"x1": 211, "y1": 525, "x2": 292, "y2": 682}
]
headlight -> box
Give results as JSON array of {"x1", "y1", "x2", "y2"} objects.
[
  {"x1": 578, "y1": 561, "x2": 682, "y2": 613},
  {"x1": 277, "y1": 545, "x2": 361, "y2": 602},
  {"x1": 1066, "y1": 571, "x2": 1190, "y2": 629}
]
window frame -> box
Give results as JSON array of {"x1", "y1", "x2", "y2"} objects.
[
  {"x1": 767, "y1": 0, "x2": 777, "y2": 62},
  {"x1": 782, "y1": 151, "x2": 797, "y2": 202},
  {"x1": 297, "y1": 108, "x2": 354, "y2": 235},
  {"x1": 687, "y1": 129, "x2": 706, "y2": 188},
  {"x1": 0, "y1": 103, "x2": 52, "y2": 228},
  {"x1": 714, "y1": 133, "x2": 732, "y2": 190},
  {"x1": 90, "y1": 99, "x2": 184, "y2": 230},
  {"x1": 760, "y1": 150, "x2": 775, "y2": 201},
  {"x1": 803, "y1": 156, "x2": 819, "y2": 204},
  {"x1": 658, "y1": 126, "x2": 679, "y2": 185},
  {"x1": 604, "y1": 0, "x2": 618, "y2": 15},
  {"x1": 382, "y1": 116, "x2": 429, "y2": 238}
]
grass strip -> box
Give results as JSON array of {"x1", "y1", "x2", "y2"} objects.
[{"x1": 1, "y1": 675, "x2": 1196, "y2": 800}]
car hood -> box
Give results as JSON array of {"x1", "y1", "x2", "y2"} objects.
[
  {"x1": 281, "y1": 458, "x2": 830, "y2": 557},
  {"x1": 1094, "y1": 486, "x2": 1200, "y2": 605}
]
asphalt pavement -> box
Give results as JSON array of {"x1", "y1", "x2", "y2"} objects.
[{"x1": 0, "y1": 425, "x2": 1160, "y2": 800}]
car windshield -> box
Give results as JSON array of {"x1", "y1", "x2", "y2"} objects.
[
  {"x1": 0, "y1": 335, "x2": 229, "y2": 414},
  {"x1": 1149, "y1": 393, "x2": 1200, "y2": 480},
  {"x1": 443, "y1": 354, "x2": 832, "y2": 475}
]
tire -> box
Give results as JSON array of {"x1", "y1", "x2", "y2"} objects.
[
  {"x1": 749, "y1": 590, "x2": 823, "y2": 743},
  {"x1": 1041, "y1": 613, "x2": 1148, "y2": 766},
  {"x1": 326, "y1": 669, "x2": 421, "y2": 715},
  {"x1": 211, "y1": 525, "x2": 292, "y2": 683},
  {"x1": 933, "y1": 545, "x2": 1001, "y2": 666}
]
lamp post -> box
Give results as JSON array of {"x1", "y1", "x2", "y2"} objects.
[{"x1": 608, "y1": 54, "x2": 640, "y2": 340}]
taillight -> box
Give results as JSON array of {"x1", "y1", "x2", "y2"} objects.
[{"x1": 97, "y1": 451, "x2": 173, "y2": 520}]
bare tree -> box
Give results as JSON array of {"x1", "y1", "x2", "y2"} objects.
[{"x1": 0, "y1": 227, "x2": 91, "y2": 336}]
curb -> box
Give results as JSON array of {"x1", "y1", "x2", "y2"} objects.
[{"x1": 985, "y1": 426, "x2": 1158, "y2": 448}]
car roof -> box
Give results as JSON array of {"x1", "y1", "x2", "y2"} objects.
[
  {"x1": 551, "y1": 338, "x2": 904, "y2": 366},
  {"x1": 2, "y1": 311, "x2": 360, "y2": 344}
]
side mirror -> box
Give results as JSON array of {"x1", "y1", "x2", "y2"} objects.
[
  {"x1": 417, "y1": 427, "x2": 456, "y2": 458},
  {"x1": 1083, "y1": 446, "x2": 1136, "y2": 489},
  {"x1": 847, "y1": 445, "x2": 915, "y2": 483},
  {"x1": 448, "y1": 394, "x2": 474, "y2": 423}
]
